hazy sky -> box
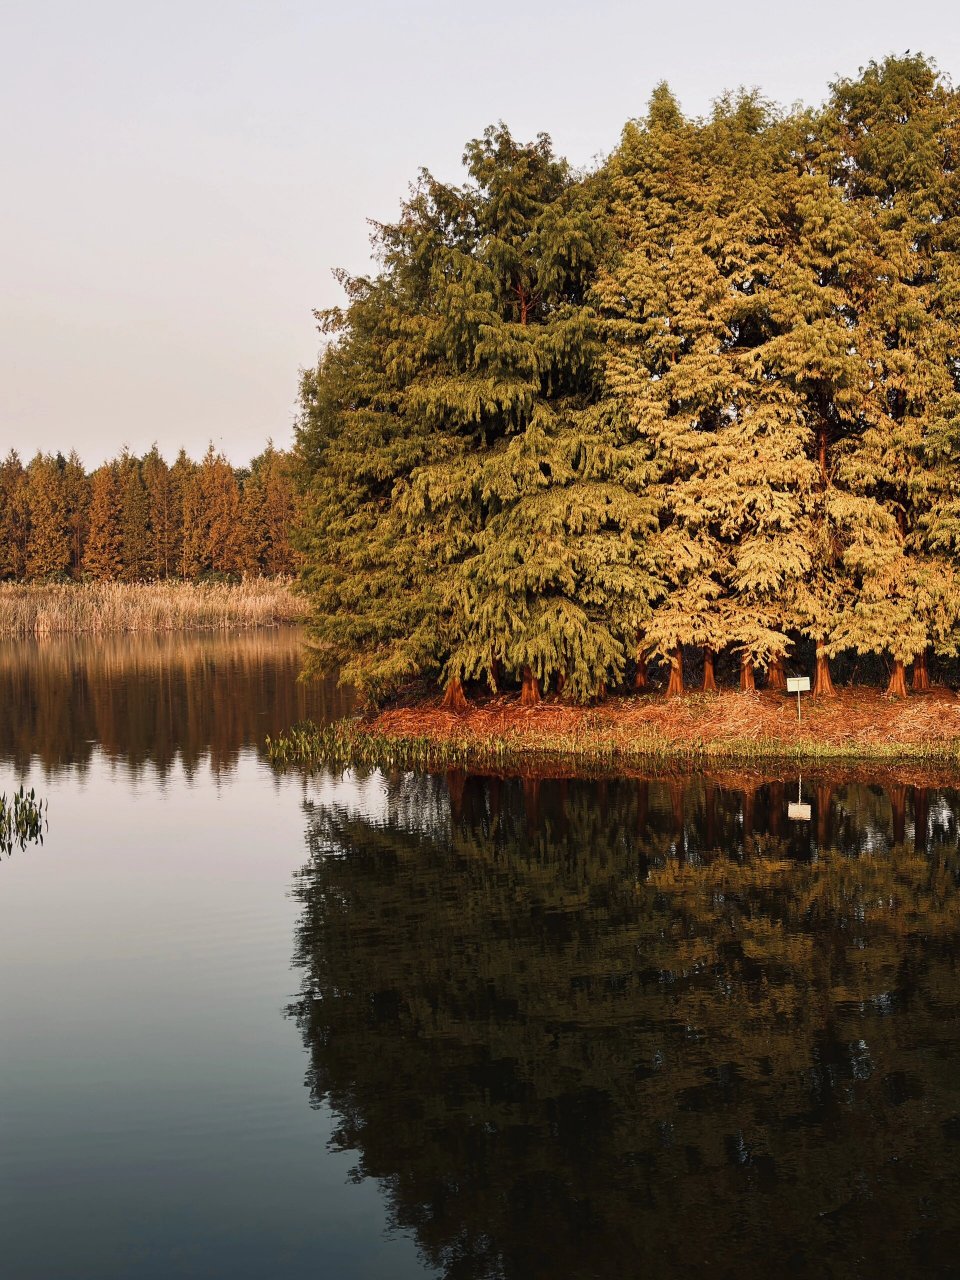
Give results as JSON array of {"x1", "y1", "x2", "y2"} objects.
[{"x1": 2, "y1": 1, "x2": 958, "y2": 468}]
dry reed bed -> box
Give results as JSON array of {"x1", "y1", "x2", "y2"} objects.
[{"x1": 0, "y1": 580, "x2": 306, "y2": 637}]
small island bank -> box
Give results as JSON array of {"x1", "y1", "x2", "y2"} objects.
[{"x1": 267, "y1": 685, "x2": 960, "y2": 774}]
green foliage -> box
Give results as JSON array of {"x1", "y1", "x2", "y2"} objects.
[{"x1": 297, "y1": 56, "x2": 960, "y2": 701}]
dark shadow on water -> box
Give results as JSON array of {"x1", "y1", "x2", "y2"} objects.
[{"x1": 291, "y1": 769, "x2": 960, "y2": 1279}]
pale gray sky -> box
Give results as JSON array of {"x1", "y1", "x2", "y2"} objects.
[{"x1": 1, "y1": 0, "x2": 957, "y2": 468}]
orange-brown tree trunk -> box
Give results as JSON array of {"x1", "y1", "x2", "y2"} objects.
[
  {"x1": 912, "y1": 649, "x2": 930, "y2": 692},
  {"x1": 702, "y1": 647, "x2": 718, "y2": 692},
  {"x1": 813, "y1": 645, "x2": 836, "y2": 698},
  {"x1": 594, "y1": 681, "x2": 607, "y2": 703},
  {"x1": 442, "y1": 676, "x2": 469, "y2": 712},
  {"x1": 886, "y1": 658, "x2": 908, "y2": 699},
  {"x1": 488, "y1": 656, "x2": 502, "y2": 695},
  {"x1": 767, "y1": 655, "x2": 787, "y2": 691},
  {"x1": 520, "y1": 666, "x2": 541, "y2": 707},
  {"x1": 740, "y1": 655, "x2": 755, "y2": 692},
  {"x1": 666, "y1": 645, "x2": 684, "y2": 697},
  {"x1": 817, "y1": 428, "x2": 828, "y2": 487},
  {"x1": 634, "y1": 650, "x2": 648, "y2": 692}
]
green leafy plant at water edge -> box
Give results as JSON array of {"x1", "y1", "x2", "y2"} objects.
[{"x1": 0, "y1": 786, "x2": 48, "y2": 856}]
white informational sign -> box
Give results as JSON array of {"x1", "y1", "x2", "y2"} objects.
[
  {"x1": 788, "y1": 801, "x2": 812, "y2": 821},
  {"x1": 786, "y1": 674, "x2": 812, "y2": 723}
]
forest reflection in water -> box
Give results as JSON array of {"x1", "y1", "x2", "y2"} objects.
[
  {"x1": 292, "y1": 768, "x2": 960, "y2": 1279},
  {"x1": 0, "y1": 629, "x2": 352, "y2": 777}
]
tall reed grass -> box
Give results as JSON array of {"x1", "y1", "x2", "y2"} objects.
[{"x1": 0, "y1": 579, "x2": 306, "y2": 638}]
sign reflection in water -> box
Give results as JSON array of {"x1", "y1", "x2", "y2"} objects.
[{"x1": 292, "y1": 769, "x2": 960, "y2": 1278}]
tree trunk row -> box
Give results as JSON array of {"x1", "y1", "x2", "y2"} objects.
[{"x1": 443, "y1": 645, "x2": 934, "y2": 709}]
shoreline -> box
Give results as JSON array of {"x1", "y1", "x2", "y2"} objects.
[
  {"x1": 0, "y1": 579, "x2": 306, "y2": 638},
  {"x1": 267, "y1": 686, "x2": 960, "y2": 775}
]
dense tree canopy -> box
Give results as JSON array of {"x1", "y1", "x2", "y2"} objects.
[
  {"x1": 0, "y1": 444, "x2": 299, "y2": 584},
  {"x1": 296, "y1": 55, "x2": 960, "y2": 702}
]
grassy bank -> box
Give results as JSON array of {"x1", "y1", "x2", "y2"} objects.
[
  {"x1": 266, "y1": 687, "x2": 960, "y2": 774},
  {"x1": 1, "y1": 579, "x2": 306, "y2": 638}
]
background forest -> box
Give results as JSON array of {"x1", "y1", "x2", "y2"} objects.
[
  {"x1": 296, "y1": 54, "x2": 960, "y2": 703},
  {"x1": 0, "y1": 443, "x2": 298, "y2": 583}
]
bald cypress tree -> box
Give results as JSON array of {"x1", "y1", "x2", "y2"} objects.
[
  {"x1": 0, "y1": 451, "x2": 29, "y2": 581},
  {"x1": 83, "y1": 464, "x2": 123, "y2": 580},
  {"x1": 402, "y1": 127, "x2": 655, "y2": 702},
  {"x1": 25, "y1": 453, "x2": 71, "y2": 580},
  {"x1": 824, "y1": 57, "x2": 960, "y2": 694},
  {"x1": 296, "y1": 165, "x2": 488, "y2": 701},
  {"x1": 62, "y1": 450, "x2": 89, "y2": 579},
  {"x1": 598, "y1": 89, "x2": 817, "y2": 689},
  {"x1": 199, "y1": 445, "x2": 244, "y2": 576},
  {"x1": 747, "y1": 99, "x2": 875, "y2": 696},
  {"x1": 118, "y1": 451, "x2": 152, "y2": 581},
  {"x1": 298, "y1": 126, "x2": 647, "y2": 702},
  {"x1": 292, "y1": 65, "x2": 960, "y2": 706},
  {"x1": 242, "y1": 444, "x2": 297, "y2": 576},
  {"x1": 143, "y1": 446, "x2": 180, "y2": 580}
]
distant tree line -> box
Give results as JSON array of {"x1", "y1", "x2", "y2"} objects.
[
  {"x1": 296, "y1": 55, "x2": 960, "y2": 702},
  {"x1": 0, "y1": 444, "x2": 299, "y2": 582}
]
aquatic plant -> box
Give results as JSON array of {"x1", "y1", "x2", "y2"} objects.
[{"x1": 0, "y1": 785, "x2": 48, "y2": 856}]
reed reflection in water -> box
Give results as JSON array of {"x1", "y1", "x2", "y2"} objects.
[
  {"x1": 292, "y1": 768, "x2": 960, "y2": 1279},
  {"x1": 0, "y1": 629, "x2": 352, "y2": 778}
]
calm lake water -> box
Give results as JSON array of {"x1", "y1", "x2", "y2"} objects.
[{"x1": 3, "y1": 631, "x2": 960, "y2": 1278}]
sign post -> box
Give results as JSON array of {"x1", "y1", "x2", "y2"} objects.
[{"x1": 786, "y1": 675, "x2": 811, "y2": 725}]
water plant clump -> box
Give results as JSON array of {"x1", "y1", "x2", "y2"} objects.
[{"x1": 0, "y1": 785, "x2": 48, "y2": 856}]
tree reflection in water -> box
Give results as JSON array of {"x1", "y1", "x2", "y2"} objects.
[
  {"x1": 291, "y1": 770, "x2": 960, "y2": 1279},
  {"x1": 0, "y1": 631, "x2": 351, "y2": 777}
]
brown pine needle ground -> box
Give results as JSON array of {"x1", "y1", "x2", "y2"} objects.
[{"x1": 349, "y1": 686, "x2": 960, "y2": 769}]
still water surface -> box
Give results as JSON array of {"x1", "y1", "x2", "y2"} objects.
[{"x1": 3, "y1": 631, "x2": 960, "y2": 1278}]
